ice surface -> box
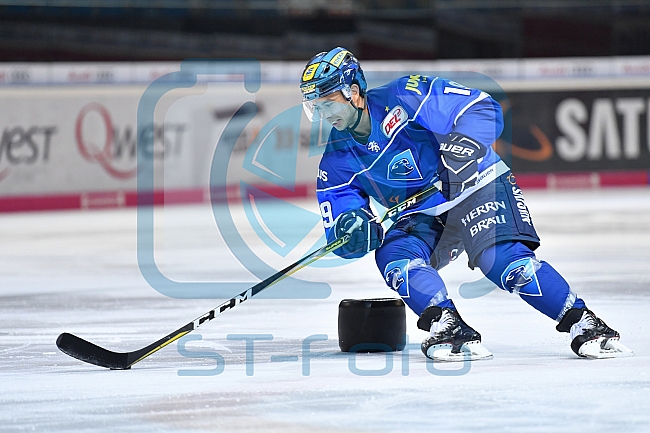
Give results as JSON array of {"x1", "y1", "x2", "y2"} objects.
[{"x1": 1, "y1": 188, "x2": 650, "y2": 432}]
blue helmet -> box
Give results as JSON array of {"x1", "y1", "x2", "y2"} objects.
[{"x1": 300, "y1": 47, "x2": 367, "y2": 102}]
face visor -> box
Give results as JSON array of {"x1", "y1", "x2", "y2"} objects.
[
  {"x1": 303, "y1": 97, "x2": 355, "y2": 123},
  {"x1": 301, "y1": 83, "x2": 353, "y2": 123}
]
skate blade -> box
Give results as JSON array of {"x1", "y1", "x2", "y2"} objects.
[
  {"x1": 426, "y1": 340, "x2": 493, "y2": 362},
  {"x1": 579, "y1": 337, "x2": 634, "y2": 359}
]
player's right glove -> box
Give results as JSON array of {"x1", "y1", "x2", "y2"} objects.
[
  {"x1": 331, "y1": 208, "x2": 384, "y2": 259},
  {"x1": 438, "y1": 133, "x2": 487, "y2": 201}
]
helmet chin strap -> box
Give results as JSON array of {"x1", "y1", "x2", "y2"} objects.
[{"x1": 345, "y1": 99, "x2": 366, "y2": 136}]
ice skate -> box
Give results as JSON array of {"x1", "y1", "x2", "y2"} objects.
[
  {"x1": 420, "y1": 307, "x2": 493, "y2": 362},
  {"x1": 557, "y1": 308, "x2": 633, "y2": 359}
]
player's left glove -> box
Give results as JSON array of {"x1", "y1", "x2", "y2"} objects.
[
  {"x1": 331, "y1": 208, "x2": 384, "y2": 259},
  {"x1": 438, "y1": 133, "x2": 487, "y2": 201}
]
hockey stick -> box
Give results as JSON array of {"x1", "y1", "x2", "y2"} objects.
[{"x1": 56, "y1": 184, "x2": 439, "y2": 369}]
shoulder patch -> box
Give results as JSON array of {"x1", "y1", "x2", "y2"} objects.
[{"x1": 381, "y1": 105, "x2": 408, "y2": 138}]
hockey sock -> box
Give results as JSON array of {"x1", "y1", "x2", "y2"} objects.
[
  {"x1": 379, "y1": 256, "x2": 453, "y2": 317},
  {"x1": 476, "y1": 242, "x2": 585, "y2": 321},
  {"x1": 405, "y1": 265, "x2": 455, "y2": 316}
]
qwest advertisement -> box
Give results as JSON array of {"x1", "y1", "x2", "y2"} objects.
[
  {"x1": 1, "y1": 66, "x2": 649, "y2": 213},
  {"x1": 0, "y1": 82, "x2": 322, "y2": 211}
]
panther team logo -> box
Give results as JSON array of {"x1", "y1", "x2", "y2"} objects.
[
  {"x1": 504, "y1": 265, "x2": 533, "y2": 289},
  {"x1": 391, "y1": 158, "x2": 414, "y2": 175},
  {"x1": 387, "y1": 149, "x2": 423, "y2": 181},
  {"x1": 385, "y1": 267, "x2": 405, "y2": 291},
  {"x1": 383, "y1": 259, "x2": 411, "y2": 298},
  {"x1": 500, "y1": 258, "x2": 542, "y2": 296}
]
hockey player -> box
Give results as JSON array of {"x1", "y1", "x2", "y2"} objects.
[{"x1": 300, "y1": 47, "x2": 633, "y2": 361}]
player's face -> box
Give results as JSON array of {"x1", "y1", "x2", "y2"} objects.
[{"x1": 312, "y1": 92, "x2": 357, "y2": 131}]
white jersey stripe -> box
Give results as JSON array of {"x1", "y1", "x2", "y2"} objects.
[
  {"x1": 399, "y1": 160, "x2": 510, "y2": 218},
  {"x1": 453, "y1": 91, "x2": 489, "y2": 126}
]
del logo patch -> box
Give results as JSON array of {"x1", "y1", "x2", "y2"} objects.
[
  {"x1": 387, "y1": 149, "x2": 423, "y2": 181},
  {"x1": 381, "y1": 105, "x2": 408, "y2": 138}
]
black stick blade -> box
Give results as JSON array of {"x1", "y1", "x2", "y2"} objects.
[{"x1": 56, "y1": 333, "x2": 130, "y2": 370}]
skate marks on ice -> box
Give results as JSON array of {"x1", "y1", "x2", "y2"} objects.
[
  {"x1": 1, "y1": 189, "x2": 650, "y2": 432},
  {"x1": 123, "y1": 356, "x2": 650, "y2": 433},
  {"x1": 3, "y1": 309, "x2": 650, "y2": 433},
  {"x1": 137, "y1": 390, "x2": 380, "y2": 433}
]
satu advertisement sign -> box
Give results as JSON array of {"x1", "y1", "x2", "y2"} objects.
[
  {"x1": 1, "y1": 79, "x2": 648, "y2": 210},
  {"x1": 499, "y1": 89, "x2": 650, "y2": 174}
]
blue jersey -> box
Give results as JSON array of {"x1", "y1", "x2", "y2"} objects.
[{"x1": 316, "y1": 75, "x2": 509, "y2": 239}]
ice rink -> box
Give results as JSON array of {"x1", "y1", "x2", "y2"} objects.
[{"x1": 2, "y1": 187, "x2": 650, "y2": 432}]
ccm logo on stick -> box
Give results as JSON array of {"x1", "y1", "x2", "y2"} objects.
[{"x1": 387, "y1": 197, "x2": 417, "y2": 218}]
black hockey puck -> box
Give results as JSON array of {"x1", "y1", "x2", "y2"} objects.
[{"x1": 338, "y1": 298, "x2": 406, "y2": 352}]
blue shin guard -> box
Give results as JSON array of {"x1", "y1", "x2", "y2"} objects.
[
  {"x1": 380, "y1": 258, "x2": 454, "y2": 316},
  {"x1": 477, "y1": 242, "x2": 585, "y2": 321},
  {"x1": 376, "y1": 232, "x2": 455, "y2": 316}
]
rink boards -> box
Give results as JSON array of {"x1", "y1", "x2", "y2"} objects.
[{"x1": 0, "y1": 58, "x2": 649, "y2": 212}]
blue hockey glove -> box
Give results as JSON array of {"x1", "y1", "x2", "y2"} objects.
[
  {"x1": 332, "y1": 208, "x2": 384, "y2": 259},
  {"x1": 438, "y1": 133, "x2": 487, "y2": 201}
]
